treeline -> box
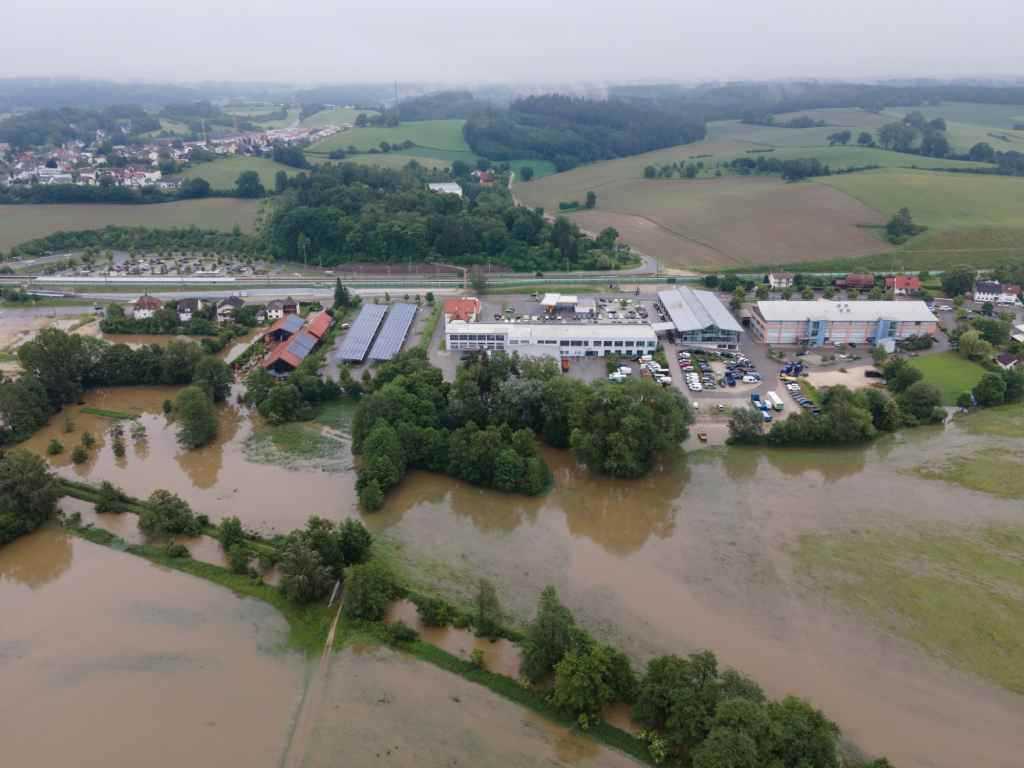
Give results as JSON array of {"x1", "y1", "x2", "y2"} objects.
[
  {"x1": 726, "y1": 155, "x2": 880, "y2": 181},
  {"x1": 396, "y1": 90, "x2": 480, "y2": 121},
  {"x1": 0, "y1": 328, "x2": 228, "y2": 446},
  {"x1": 464, "y1": 95, "x2": 706, "y2": 171},
  {"x1": 741, "y1": 113, "x2": 828, "y2": 128},
  {"x1": 158, "y1": 101, "x2": 259, "y2": 134},
  {"x1": 266, "y1": 161, "x2": 634, "y2": 272},
  {"x1": 0, "y1": 105, "x2": 160, "y2": 149},
  {"x1": 351, "y1": 350, "x2": 693, "y2": 510},
  {"x1": 0, "y1": 178, "x2": 219, "y2": 205},
  {"x1": 7, "y1": 225, "x2": 263, "y2": 259}
]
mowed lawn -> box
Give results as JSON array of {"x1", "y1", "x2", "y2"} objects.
[
  {"x1": 795, "y1": 524, "x2": 1024, "y2": 693},
  {"x1": 172, "y1": 156, "x2": 303, "y2": 190},
  {"x1": 0, "y1": 199, "x2": 263, "y2": 251},
  {"x1": 909, "y1": 351, "x2": 987, "y2": 404}
]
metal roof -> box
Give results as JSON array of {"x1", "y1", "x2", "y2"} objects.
[
  {"x1": 446, "y1": 321, "x2": 657, "y2": 343},
  {"x1": 337, "y1": 304, "x2": 388, "y2": 362},
  {"x1": 369, "y1": 303, "x2": 417, "y2": 361},
  {"x1": 658, "y1": 287, "x2": 743, "y2": 334},
  {"x1": 288, "y1": 331, "x2": 318, "y2": 360},
  {"x1": 755, "y1": 300, "x2": 938, "y2": 323}
]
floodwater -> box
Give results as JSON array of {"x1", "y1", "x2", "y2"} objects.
[
  {"x1": 23, "y1": 386, "x2": 355, "y2": 534},
  {"x1": 0, "y1": 528, "x2": 307, "y2": 768},
  {"x1": 303, "y1": 646, "x2": 639, "y2": 768}
]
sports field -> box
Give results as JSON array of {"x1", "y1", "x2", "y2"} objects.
[
  {"x1": 172, "y1": 156, "x2": 302, "y2": 190},
  {"x1": 0, "y1": 199, "x2": 263, "y2": 252}
]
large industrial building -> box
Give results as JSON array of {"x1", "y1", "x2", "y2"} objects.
[
  {"x1": 751, "y1": 300, "x2": 938, "y2": 345},
  {"x1": 656, "y1": 286, "x2": 743, "y2": 350},
  {"x1": 445, "y1": 320, "x2": 657, "y2": 358}
]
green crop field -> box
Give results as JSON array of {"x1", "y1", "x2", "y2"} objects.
[
  {"x1": 307, "y1": 119, "x2": 472, "y2": 155},
  {"x1": 172, "y1": 156, "x2": 302, "y2": 190},
  {"x1": 711, "y1": 144, "x2": 988, "y2": 172},
  {"x1": 300, "y1": 107, "x2": 377, "y2": 129},
  {"x1": 886, "y1": 102, "x2": 1024, "y2": 130},
  {"x1": 0, "y1": 199, "x2": 263, "y2": 252},
  {"x1": 908, "y1": 351, "x2": 987, "y2": 404}
]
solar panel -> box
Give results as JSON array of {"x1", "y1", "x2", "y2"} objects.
[
  {"x1": 288, "y1": 332, "x2": 317, "y2": 360},
  {"x1": 368, "y1": 303, "x2": 417, "y2": 361},
  {"x1": 280, "y1": 314, "x2": 304, "y2": 334},
  {"x1": 337, "y1": 304, "x2": 388, "y2": 362}
]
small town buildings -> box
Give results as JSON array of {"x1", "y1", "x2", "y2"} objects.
[
  {"x1": 265, "y1": 297, "x2": 298, "y2": 321},
  {"x1": 445, "y1": 320, "x2": 658, "y2": 358},
  {"x1": 768, "y1": 272, "x2": 795, "y2": 290},
  {"x1": 262, "y1": 332, "x2": 319, "y2": 375},
  {"x1": 132, "y1": 295, "x2": 162, "y2": 320},
  {"x1": 176, "y1": 298, "x2": 204, "y2": 323},
  {"x1": 427, "y1": 182, "x2": 463, "y2": 197},
  {"x1": 657, "y1": 286, "x2": 743, "y2": 350},
  {"x1": 751, "y1": 300, "x2": 938, "y2": 345},
  {"x1": 263, "y1": 313, "x2": 304, "y2": 344},
  {"x1": 443, "y1": 297, "x2": 481, "y2": 323},
  {"x1": 835, "y1": 273, "x2": 876, "y2": 291},
  {"x1": 973, "y1": 281, "x2": 1001, "y2": 303},
  {"x1": 885, "y1": 275, "x2": 922, "y2": 295},
  {"x1": 304, "y1": 310, "x2": 335, "y2": 341},
  {"x1": 216, "y1": 296, "x2": 245, "y2": 323},
  {"x1": 995, "y1": 353, "x2": 1019, "y2": 370},
  {"x1": 540, "y1": 293, "x2": 580, "y2": 313}
]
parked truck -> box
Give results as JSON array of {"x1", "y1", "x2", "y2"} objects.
[{"x1": 765, "y1": 391, "x2": 784, "y2": 411}]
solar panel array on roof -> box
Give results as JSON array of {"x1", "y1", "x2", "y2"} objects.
[
  {"x1": 337, "y1": 304, "x2": 388, "y2": 362},
  {"x1": 288, "y1": 332, "x2": 318, "y2": 361},
  {"x1": 280, "y1": 313, "x2": 305, "y2": 333},
  {"x1": 369, "y1": 303, "x2": 417, "y2": 361}
]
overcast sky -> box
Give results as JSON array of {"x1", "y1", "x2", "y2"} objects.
[{"x1": 4, "y1": 0, "x2": 1022, "y2": 84}]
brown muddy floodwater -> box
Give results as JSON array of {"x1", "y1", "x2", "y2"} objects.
[
  {"x1": 0, "y1": 528, "x2": 306, "y2": 768},
  {"x1": 22, "y1": 386, "x2": 355, "y2": 534}
]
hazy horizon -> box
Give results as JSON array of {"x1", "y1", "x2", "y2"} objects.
[{"x1": 4, "y1": 0, "x2": 1023, "y2": 85}]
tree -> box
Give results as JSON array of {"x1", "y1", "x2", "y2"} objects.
[
  {"x1": 0, "y1": 450, "x2": 59, "y2": 546},
  {"x1": 469, "y1": 267, "x2": 489, "y2": 294},
  {"x1": 16, "y1": 327, "x2": 93, "y2": 407},
  {"x1": 342, "y1": 560, "x2": 398, "y2": 620},
  {"x1": 827, "y1": 130, "x2": 852, "y2": 146},
  {"x1": 585, "y1": 191, "x2": 597, "y2": 209},
  {"x1": 519, "y1": 165, "x2": 534, "y2": 181},
  {"x1": 956, "y1": 391, "x2": 974, "y2": 411},
  {"x1": 475, "y1": 578, "x2": 502, "y2": 637},
  {"x1": 857, "y1": 131, "x2": 875, "y2": 147},
  {"x1": 193, "y1": 356, "x2": 232, "y2": 403},
  {"x1": 333, "y1": 277, "x2": 351, "y2": 309},
  {"x1": 958, "y1": 329, "x2": 993, "y2": 361},
  {"x1": 279, "y1": 537, "x2": 333, "y2": 604},
  {"x1": 274, "y1": 169, "x2": 289, "y2": 194},
  {"x1": 881, "y1": 357, "x2": 922, "y2": 393},
  {"x1": 644, "y1": 165, "x2": 657, "y2": 179},
  {"x1": 755, "y1": 284, "x2": 769, "y2": 300},
  {"x1": 521, "y1": 586, "x2": 578, "y2": 682},
  {"x1": 703, "y1": 275, "x2": 720, "y2": 289},
  {"x1": 174, "y1": 385, "x2": 218, "y2": 448},
  {"x1": 969, "y1": 142, "x2": 995, "y2": 162},
  {"x1": 974, "y1": 316, "x2": 1010, "y2": 346},
  {"x1": 973, "y1": 372, "x2": 1007, "y2": 406},
  {"x1": 633, "y1": 651, "x2": 722, "y2": 758},
  {"x1": 235, "y1": 170, "x2": 265, "y2": 198},
  {"x1": 885, "y1": 207, "x2": 919, "y2": 243},
  {"x1": 219, "y1": 516, "x2": 245, "y2": 551},
  {"x1": 727, "y1": 407, "x2": 765, "y2": 444},
  {"x1": 763, "y1": 697, "x2": 840, "y2": 768},
  {"x1": 139, "y1": 490, "x2": 201, "y2": 536},
  {"x1": 552, "y1": 645, "x2": 618, "y2": 724},
  {"x1": 898, "y1": 381, "x2": 944, "y2": 423},
  {"x1": 941, "y1": 265, "x2": 975, "y2": 297}
]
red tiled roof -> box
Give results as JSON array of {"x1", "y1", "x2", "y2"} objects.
[
  {"x1": 262, "y1": 342, "x2": 301, "y2": 370},
  {"x1": 135, "y1": 295, "x2": 162, "y2": 309},
  {"x1": 885, "y1": 276, "x2": 921, "y2": 291},
  {"x1": 443, "y1": 298, "x2": 480, "y2": 321},
  {"x1": 305, "y1": 311, "x2": 334, "y2": 339}
]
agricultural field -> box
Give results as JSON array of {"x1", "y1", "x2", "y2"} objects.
[
  {"x1": 172, "y1": 156, "x2": 302, "y2": 190},
  {"x1": 299, "y1": 106, "x2": 376, "y2": 129},
  {"x1": 517, "y1": 171, "x2": 886, "y2": 269},
  {"x1": 305, "y1": 119, "x2": 475, "y2": 164},
  {"x1": 0, "y1": 199, "x2": 263, "y2": 252}
]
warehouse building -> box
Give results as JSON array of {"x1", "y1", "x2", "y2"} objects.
[
  {"x1": 656, "y1": 286, "x2": 743, "y2": 350},
  {"x1": 751, "y1": 300, "x2": 938, "y2": 345},
  {"x1": 445, "y1": 320, "x2": 657, "y2": 358}
]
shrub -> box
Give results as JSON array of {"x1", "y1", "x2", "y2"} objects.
[
  {"x1": 412, "y1": 594, "x2": 456, "y2": 627},
  {"x1": 138, "y1": 490, "x2": 202, "y2": 536},
  {"x1": 80, "y1": 431, "x2": 96, "y2": 448},
  {"x1": 227, "y1": 543, "x2": 252, "y2": 575},
  {"x1": 279, "y1": 537, "x2": 333, "y2": 604},
  {"x1": 70, "y1": 445, "x2": 89, "y2": 464},
  {"x1": 384, "y1": 621, "x2": 419, "y2": 645},
  {"x1": 95, "y1": 481, "x2": 125, "y2": 514},
  {"x1": 46, "y1": 439, "x2": 64, "y2": 455},
  {"x1": 165, "y1": 542, "x2": 190, "y2": 558},
  {"x1": 470, "y1": 648, "x2": 486, "y2": 670},
  {"x1": 219, "y1": 516, "x2": 245, "y2": 551},
  {"x1": 342, "y1": 560, "x2": 398, "y2": 621}
]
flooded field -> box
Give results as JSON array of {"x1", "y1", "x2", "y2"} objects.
[
  {"x1": 18, "y1": 379, "x2": 1024, "y2": 767},
  {"x1": 302, "y1": 646, "x2": 640, "y2": 768},
  {"x1": 0, "y1": 528, "x2": 306, "y2": 768}
]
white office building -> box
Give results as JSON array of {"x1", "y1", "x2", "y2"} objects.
[{"x1": 445, "y1": 320, "x2": 657, "y2": 358}]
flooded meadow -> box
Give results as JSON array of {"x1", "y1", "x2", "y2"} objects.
[{"x1": 15, "y1": 382, "x2": 1024, "y2": 768}]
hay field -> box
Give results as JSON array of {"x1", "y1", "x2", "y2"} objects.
[
  {"x1": 173, "y1": 156, "x2": 301, "y2": 190},
  {"x1": 0, "y1": 199, "x2": 263, "y2": 251},
  {"x1": 520, "y1": 176, "x2": 886, "y2": 269}
]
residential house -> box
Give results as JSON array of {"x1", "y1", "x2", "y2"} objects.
[
  {"x1": 216, "y1": 296, "x2": 245, "y2": 323},
  {"x1": 973, "y1": 281, "x2": 1001, "y2": 303},
  {"x1": 176, "y1": 298, "x2": 204, "y2": 323},
  {"x1": 885, "y1": 275, "x2": 921, "y2": 295},
  {"x1": 768, "y1": 272, "x2": 795, "y2": 290},
  {"x1": 836, "y1": 273, "x2": 876, "y2": 291},
  {"x1": 443, "y1": 297, "x2": 481, "y2": 323},
  {"x1": 427, "y1": 182, "x2": 463, "y2": 197},
  {"x1": 263, "y1": 313, "x2": 304, "y2": 343},
  {"x1": 132, "y1": 295, "x2": 163, "y2": 320},
  {"x1": 262, "y1": 332, "x2": 319, "y2": 376},
  {"x1": 995, "y1": 353, "x2": 1019, "y2": 370},
  {"x1": 265, "y1": 297, "x2": 298, "y2": 321},
  {"x1": 304, "y1": 310, "x2": 335, "y2": 341}
]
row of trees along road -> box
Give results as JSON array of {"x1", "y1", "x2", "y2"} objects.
[{"x1": 351, "y1": 349, "x2": 693, "y2": 510}]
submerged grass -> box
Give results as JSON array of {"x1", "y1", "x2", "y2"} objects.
[
  {"x1": 962, "y1": 401, "x2": 1024, "y2": 438},
  {"x1": 79, "y1": 406, "x2": 140, "y2": 420},
  {"x1": 795, "y1": 524, "x2": 1024, "y2": 693},
  {"x1": 916, "y1": 447, "x2": 1024, "y2": 498}
]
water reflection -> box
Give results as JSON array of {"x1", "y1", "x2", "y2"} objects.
[
  {"x1": 0, "y1": 527, "x2": 73, "y2": 589},
  {"x1": 173, "y1": 402, "x2": 242, "y2": 489}
]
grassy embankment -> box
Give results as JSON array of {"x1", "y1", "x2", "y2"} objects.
[
  {"x1": 908, "y1": 351, "x2": 987, "y2": 405},
  {"x1": 0, "y1": 198, "x2": 263, "y2": 252},
  {"x1": 795, "y1": 522, "x2": 1024, "y2": 694},
  {"x1": 172, "y1": 156, "x2": 303, "y2": 191}
]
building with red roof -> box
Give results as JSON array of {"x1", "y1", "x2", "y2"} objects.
[
  {"x1": 885, "y1": 275, "x2": 921, "y2": 295},
  {"x1": 443, "y1": 297, "x2": 481, "y2": 323},
  {"x1": 305, "y1": 310, "x2": 334, "y2": 340}
]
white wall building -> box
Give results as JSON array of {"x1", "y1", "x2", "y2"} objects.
[
  {"x1": 445, "y1": 320, "x2": 657, "y2": 358},
  {"x1": 768, "y1": 272, "x2": 795, "y2": 290},
  {"x1": 752, "y1": 300, "x2": 938, "y2": 345},
  {"x1": 657, "y1": 286, "x2": 743, "y2": 350},
  {"x1": 427, "y1": 182, "x2": 463, "y2": 197}
]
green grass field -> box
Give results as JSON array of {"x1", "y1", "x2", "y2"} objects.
[
  {"x1": 917, "y1": 447, "x2": 1024, "y2": 499},
  {"x1": 710, "y1": 144, "x2": 988, "y2": 173},
  {"x1": 0, "y1": 199, "x2": 263, "y2": 252},
  {"x1": 307, "y1": 119, "x2": 472, "y2": 155},
  {"x1": 908, "y1": 351, "x2": 987, "y2": 404},
  {"x1": 796, "y1": 524, "x2": 1024, "y2": 693},
  {"x1": 963, "y1": 401, "x2": 1024, "y2": 438},
  {"x1": 172, "y1": 155, "x2": 302, "y2": 190},
  {"x1": 300, "y1": 107, "x2": 377, "y2": 129}
]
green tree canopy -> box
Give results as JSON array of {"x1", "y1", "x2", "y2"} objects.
[{"x1": 0, "y1": 450, "x2": 60, "y2": 546}]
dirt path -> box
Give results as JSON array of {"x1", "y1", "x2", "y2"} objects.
[{"x1": 281, "y1": 595, "x2": 344, "y2": 768}]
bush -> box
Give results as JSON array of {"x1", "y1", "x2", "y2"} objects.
[
  {"x1": 46, "y1": 439, "x2": 64, "y2": 455},
  {"x1": 70, "y1": 445, "x2": 89, "y2": 464},
  {"x1": 384, "y1": 621, "x2": 419, "y2": 645},
  {"x1": 470, "y1": 648, "x2": 486, "y2": 670},
  {"x1": 279, "y1": 537, "x2": 333, "y2": 604},
  {"x1": 94, "y1": 480, "x2": 125, "y2": 514},
  {"x1": 174, "y1": 385, "x2": 218, "y2": 449},
  {"x1": 80, "y1": 431, "x2": 96, "y2": 448},
  {"x1": 227, "y1": 543, "x2": 252, "y2": 575},
  {"x1": 412, "y1": 594, "x2": 456, "y2": 627},
  {"x1": 342, "y1": 560, "x2": 399, "y2": 621},
  {"x1": 218, "y1": 516, "x2": 245, "y2": 551},
  {"x1": 165, "y1": 542, "x2": 191, "y2": 558},
  {"x1": 138, "y1": 490, "x2": 202, "y2": 536}
]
